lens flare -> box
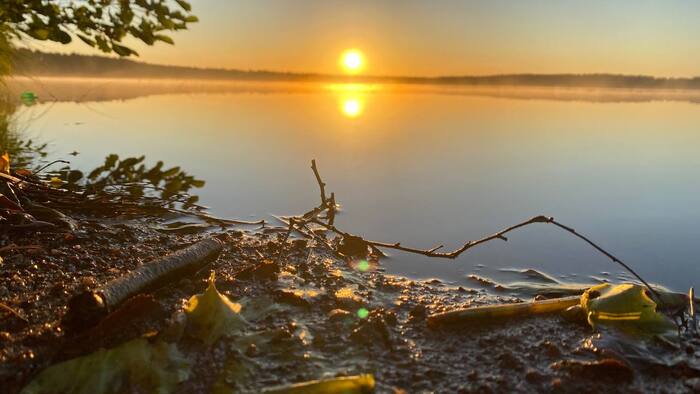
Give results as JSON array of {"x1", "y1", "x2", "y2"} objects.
[
  {"x1": 357, "y1": 260, "x2": 370, "y2": 272},
  {"x1": 357, "y1": 308, "x2": 369, "y2": 319}
]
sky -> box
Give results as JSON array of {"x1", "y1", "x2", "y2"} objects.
[{"x1": 34, "y1": 0, "x2": 700, "y2": 77}]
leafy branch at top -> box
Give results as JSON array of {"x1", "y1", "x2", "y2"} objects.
[{"x1": 0, "y1": 0, "x2": 198, "y2": 57}]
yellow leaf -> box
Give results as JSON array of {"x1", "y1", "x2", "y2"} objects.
[
  {"x1": 0, "y1": 152, "x2": 10, "y2": 174},
  {"x1": 581, "y1": 283, "x2": 676, "y2": 336},
  {"x1": 184, "y1": 272, "x2": 247, "y2": 345},
  {"x1": 50, "y1": 177, "x2": 63, "y2": 187},
  {"x1": 262, "y1": 374, "x2": 375, "y2": 394}
]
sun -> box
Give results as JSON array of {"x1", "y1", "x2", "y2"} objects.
[{"x1": 340, "y1": 49, "x2": 365, "y2": 74}]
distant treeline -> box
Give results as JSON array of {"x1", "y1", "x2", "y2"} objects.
[{"x1": 12, "y1": 49, "x2": 700, "y2": 89}]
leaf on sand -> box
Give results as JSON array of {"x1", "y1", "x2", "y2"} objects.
[
  {"x1": 261, "y1": 374, "x2": 375, "y2": 394},
  {"x1": 185, "y1": 272, "x2": 247, "y2": 345},
  {"x1": 49, "y1": 177, "x2": 64, "y2": 187},
  {"x1": 0, "y1": 152, "x2": 10, "y2": 174},
  {"x1": 21, "y1": 338, "x2": 191, "y2": 394},
  {"x1": 581, "y1": 283, "x2": 676, "y2": 336}
]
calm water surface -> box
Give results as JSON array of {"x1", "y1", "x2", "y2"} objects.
[{"x1": 11, "y1": 79, "x2": 700, "y2": 291}]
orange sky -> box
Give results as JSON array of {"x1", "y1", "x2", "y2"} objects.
[{"x1": 32, "y1": 1, "x2": 700, "y2": 77}]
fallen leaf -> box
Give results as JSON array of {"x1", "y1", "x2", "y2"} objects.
[
  {"x1": 581, "y1": 283, "x2": 676, "y2": 336},
  {"x1": 21, "y1": 338, "x2": 191, "y2": 394},
  {"x1": 50, "y1": 177, "x2": 63, "y2": 187},
  {"x1": 0, "y1": 152, "x2": 10, "y2": 174},
  {"x1": 184, "y1": 272, "x2": 247, "y2": 345},
  {"x1": 261, "y1": 374, "x2": 375, "y2": 394}
]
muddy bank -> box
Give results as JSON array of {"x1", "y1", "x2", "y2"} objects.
[{"x1": 1, "y1": 210, "x2": 699, "y2": 393}]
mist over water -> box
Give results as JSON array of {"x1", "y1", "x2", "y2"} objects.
[{"x1": 10, "y1": 78, "x2": 700, "y2": 291}]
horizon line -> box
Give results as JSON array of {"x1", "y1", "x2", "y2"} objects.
[{"x1": 15, "y1": 49, "x2": 700, "y2": 82}]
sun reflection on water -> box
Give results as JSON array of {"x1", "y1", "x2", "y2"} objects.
[
  {"x1": 326, "y1": 83, "x2": 380, "y2": 119},
  {"x1": 341, "y1": 97, "x2": 364, "y2": 118}
]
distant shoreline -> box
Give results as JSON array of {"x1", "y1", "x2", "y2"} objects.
[
  {"x1": 11, "y1": 49, "x2": 700, "y2": 90},
  {"x1": 6, "y1": 76, "x2": 700, "y2": 106}
]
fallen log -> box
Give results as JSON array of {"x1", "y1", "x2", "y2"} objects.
[
  {"x1": 427, "y1": 295, "x2": 581, "y2": 328},
  {"x1": 63, "y1": 237, "x2": 223, "y2": 332}
]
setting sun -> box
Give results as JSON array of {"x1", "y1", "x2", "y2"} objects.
[{"x1": 340, "y1": 49, "x2": 365, "y2": 74}]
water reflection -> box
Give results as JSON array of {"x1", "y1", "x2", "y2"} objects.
[
  {"x1": 5, "y1": 80, "x2": 700, "y2": 291},
  {"x1": 327, "y1": 83, "x2": 379, "y2": 119},
  {"x1": 340, "y1": 96, "x2": 364, "y2": 118}
]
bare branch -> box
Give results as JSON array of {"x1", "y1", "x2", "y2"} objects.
[{"x1": 311, "y1": 159, "x2": 327, "y2": 204}]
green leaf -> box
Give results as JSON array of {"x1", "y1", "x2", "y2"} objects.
[
  {"x1": 52, "y1": 29, "x2": 72, "y2": 44},
  {"x1": 20, "y1": 338, "x2": 191, "y2": 394},
  {"x1": 185, "y1": 15, "x2": 199, "y2": 23},
  {"x1": 175, "y1": 0, "x2": 192, "y2": 12},
  {"x1": 155, "y1": 34, "x2": 174, "y2": 45},
  {"x1": 29, "y1": 28, "x2": 50, "y2": 40},
  {"x1": 76, "y1": 34, "x2": 96, "y2": 47},
  {"x1": 95, "y1": 36, "x2": 111, "y2": 52},
  {"x1": 104, "y1": 154, "x2": 119, "y2": 169},
  {"x1": 112, "y1": 43, "x2": 136, "y2": 57}
]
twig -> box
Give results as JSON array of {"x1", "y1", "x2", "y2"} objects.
[
  {"x1": 311, "y1": 159, "x2": 327, "y2": 204},
  {"x1": 0, "y1": 302, "x2": 29, "y2": 324},
  {"x1": 0, "y1": 244, "x2": 42, "y2": 254},
  {"x1": 274, "y1": 217, "x2": 298, "y2": 264},
  {"x1": 309, "y1": 215, "x2": 662, "y2": 304},
  {"x1": 32, "y1": 159, "x2": 71, "y2": 175}
]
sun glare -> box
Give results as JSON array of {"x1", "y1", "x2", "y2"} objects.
[{"x1": 341, "y1": 49, "x2": 365, "y2": 74}]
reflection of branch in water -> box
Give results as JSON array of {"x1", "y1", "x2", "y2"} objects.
[{"x1": 282, "y1": 160, "x2": 662, "y2": 305}]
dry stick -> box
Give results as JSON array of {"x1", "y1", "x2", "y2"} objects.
[
  {"x1": 0, "y1": 302, "x2": 29, "y2": 324},
  {"x1": 0, "y1": 244, "x2": 42, "y2": 254},
  {"x1": 274, "y1": 217, "x2": 298, "y2": 263},
  {"x1": 32, "y1": 159, "x2": 71, "y2": 175},
  {"x1": 304, "y1": 161, "x2": 662, "y2": 303},
  {"x1": 64, "y1": 238, "x2": 223, "y2": 331},
  {"x1": 274, "y1": 159, "x2": 337, "y2": 262},
  {"x1": 311, "y1": 159, "x2": 328, "y2": 204},
  {"x1": 309, "y1": 215, "x2": 662, "y2": 305}
]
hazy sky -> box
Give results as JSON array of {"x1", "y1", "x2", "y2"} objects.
[{"x1": 36, "y1": 0, "x2": 700, "y2": 77}]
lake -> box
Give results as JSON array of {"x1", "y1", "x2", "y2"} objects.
[{"x1": 7, "y1": 77, "x2": 700, "y2": 292}]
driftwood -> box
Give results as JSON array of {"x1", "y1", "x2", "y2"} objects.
[
  {"x1": 63, "y1": 237, "x2": 222, "y2": 331},
  {"x1": 277, "y1": 160, "x2": 663, "y2": 305},
  {"x1": 427, "y1": 296, "x2": 581, "y2": 328}
]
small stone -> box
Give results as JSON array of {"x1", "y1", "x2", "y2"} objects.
[
  {"x1": 540, "y1": 340, "x2": 561, "y2": 358},
  {"x1": 328, "y1": 309, "x2": 351, "y2": 323},
  {"x1": 245, "y1": 343, "x2": 258, "y2": 357},
  {"x1": 550, "y1": 378, "x2": 563, "y2": 390},
  {"x1": 684, "y1": 378, "x2": 700, "y2": 392},
  {"x1": 550, "y1": 358, "x2": 633, "y2": 382},
  {"x1": 525, "y1": 369, "x2": 545, "y2": 383}
]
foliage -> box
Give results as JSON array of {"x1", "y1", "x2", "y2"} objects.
[
  {"x1": 0, "y1": 0, "x2": 197, "y2": 58},
  {"x1": 0, "y1": 26, "x2": 12, "y2": 76},
  {"x1": 0, "y1": 99, "x2": 48, "y2": 167},
  {"x1": 52, "y1": 153, "x2": 205, "y2": 209},
  {"x1": 21, "y1": 337, "x2": 191, "y2": 394}
]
